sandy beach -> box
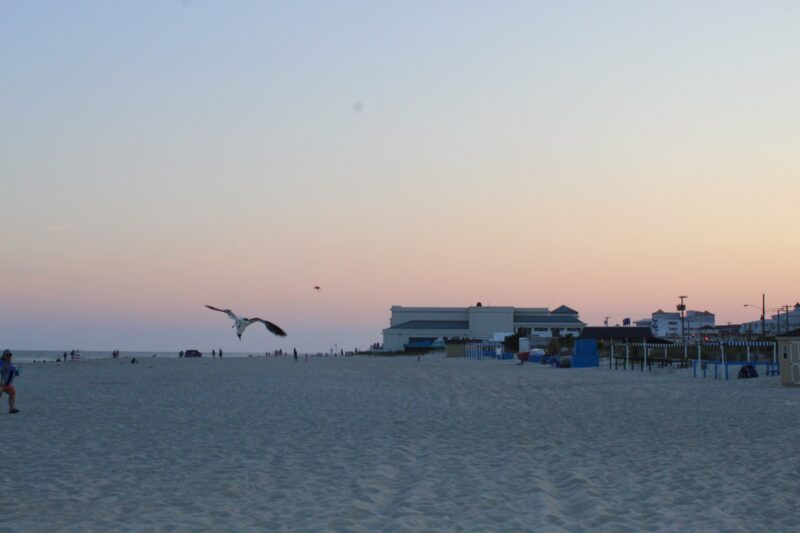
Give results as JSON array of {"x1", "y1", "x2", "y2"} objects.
[{"x1": 5, "y1": 355, "x2": 799, "y2": 532}]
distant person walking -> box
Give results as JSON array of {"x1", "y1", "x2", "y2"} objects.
[
  {"x1": 0, "y1": 350, "x2": 20, "y2": 414},
  {"x1": 212, "y1": 349, "x2": 216, "y2": 358},
  {"x1": 219, "y1": 348, "x2": 223, "y2": 358},
  {"x1": 293, "y1": 348, "x2": 298, "y2": 361}
]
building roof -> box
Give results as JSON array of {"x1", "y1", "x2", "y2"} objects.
[
  {"x1": 514, "y1": 315, "x2": 585, "y2": 325},
  {"x1": 387, "y1": 320, "x2": 469, "y2": 331},
  {"x1": 551, "y1": 305, "x2": 579, "y2": 315},
  {"x1": 652, "y1": 309, "x2": 679, "y2": 316},
  {"x1": 777, "y1": 328, "x2": 800, "y2": 338},
  {"x1": 579, "y1": 327, "x2": 672, "y2": 343}
]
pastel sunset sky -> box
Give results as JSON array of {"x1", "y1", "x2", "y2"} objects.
[{"x1": 2, "y1": 1, "x2": 798, "y2": 352}]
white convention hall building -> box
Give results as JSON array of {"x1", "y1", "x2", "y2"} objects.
[{"x1": 382, "y1": 304, "x2": 586, "y2": 352}]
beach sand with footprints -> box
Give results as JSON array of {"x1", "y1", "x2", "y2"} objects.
[{"x1": 6, "y1": 355, "x2": 799, "y2": 531}]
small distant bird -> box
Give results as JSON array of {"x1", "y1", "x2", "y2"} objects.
[
  {"x1": 314, "y1": 286, "x2": 321, "y2": 291},
  {"x1": 205, "y1": 305, "x2": 287, "y2": 340}
]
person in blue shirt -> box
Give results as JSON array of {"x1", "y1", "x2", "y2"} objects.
[{"x1": 0, "y1": 350, "x2": 20, "y2": 414}]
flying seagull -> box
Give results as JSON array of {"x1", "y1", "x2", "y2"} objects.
[
  {"x1": 205, "y1": 305, "x2": 287, "y2": 340},
  {"x1": 314, "y1": 286, "x2": 321, "y2": 291}
]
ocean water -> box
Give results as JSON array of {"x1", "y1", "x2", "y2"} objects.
[{"x1": 8, "y1": 350, "x2": 281, "y2": 363}]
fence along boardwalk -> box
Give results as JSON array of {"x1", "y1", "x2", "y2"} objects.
[{"x1": 601, "y1": 341, "x2": 777, "y2": 374}]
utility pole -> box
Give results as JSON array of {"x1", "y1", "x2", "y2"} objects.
[
  {"x1": 785, "y1": 304, "x2": 791, "y2": 333},
  {"x1": 678, "y1": 295, "x2": 688, "y2": 357}
]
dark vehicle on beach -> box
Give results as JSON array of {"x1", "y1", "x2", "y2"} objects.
[{"x1": 183, "y1": 349, "x2": 202, "y2": 358}]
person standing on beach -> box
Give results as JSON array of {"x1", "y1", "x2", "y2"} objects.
[
  {"x1": 212, "y1": 349, "x2": 216, "y2": 358},
  {"x1": 293, "y1": 348, "x2": 298, "y2": 361},
  {"x1": 219, "y1": 348, "x2": 223, "y2": 358},
  {"x1": 0, "y1": 350, "x2": 20, "y2": 414}
]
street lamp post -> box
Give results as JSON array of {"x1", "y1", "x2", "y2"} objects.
[{"x1": 744, "y1": 295, "x2": 767, "y2": 337}]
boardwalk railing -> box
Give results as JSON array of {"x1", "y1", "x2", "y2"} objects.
[
  {"x1": 692, "y1": 360, "x2": 780, "y2": 380},
  {"x1": 601, "y1": 341, "x2": 777, "y2": 376}
]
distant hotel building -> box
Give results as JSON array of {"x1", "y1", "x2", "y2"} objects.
[
  {"x1": 382, "y1": 305, "x2": 585, "y2": 352},
  {"x1": 637, "y1": 309, "x2": 715, "y2": 340}
]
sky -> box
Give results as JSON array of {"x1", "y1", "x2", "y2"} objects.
[{"x1": 1, "y1": 0, "x2": 798, "y2": 352}]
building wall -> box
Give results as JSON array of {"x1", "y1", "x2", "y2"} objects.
[
  {"x1": 382, "y1": 331, "x2": 407, "y2": 352},
  {"x1": 651, "y1": 312, "x2": 681, "y2": 338},
  {"x1": 468, "y1": 307, "x2": 514, "y2": 339},
  {"x1": 382, "y1": 305, "x2": 585, "y2": 351},
  {"x1": 686, "y1": 311, "x2": 714, "y2": 327},
  {"x1": 513, "y1": 308, "x2": 550, "y2": 317},
  {"x1": 686, "y1": 311, "x2": 715, "y2": 338},
  {"x1": 650, "y1": 310, "x2": 715, "y2": 339},
  {"x1": 521, "y1": 326, "x2": 583, "y2": 338},
  {"x1": 769, "y1": 305, "x2": 800, "y2": 335},
  {"x1": 383, "y1": 327, "x2": 468, "y2": 352},
  {"x1": 388, "y1": 306, "x2": 468, "y2": 326},
  {"x1": 740, "y1": 319, "x2": 770, "y2": 335}
]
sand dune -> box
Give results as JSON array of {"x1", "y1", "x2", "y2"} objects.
[{"x1": 5, "y1": 356, "x2": 798, "y2": 531}]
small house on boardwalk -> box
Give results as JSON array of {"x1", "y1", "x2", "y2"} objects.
[{"x1": 776, "y1": 329, "x2": 800, "y2": 387}]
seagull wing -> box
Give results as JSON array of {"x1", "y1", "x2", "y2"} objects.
[
  {"x1": 205, "y1": 305, "x2": 238, "y2": 321},
  {"x1": 250, "y1": 318, "x2": 287, "y2": 337}
]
